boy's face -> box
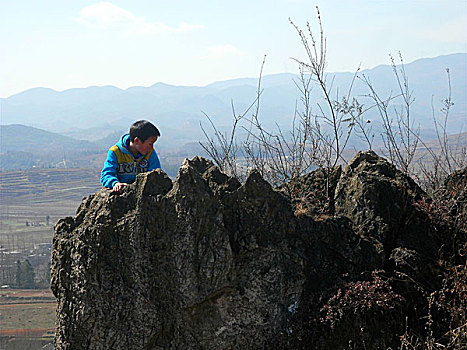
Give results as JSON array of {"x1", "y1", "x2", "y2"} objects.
[{"x1": 134, "y1": 136, "x2": 158, "y2": 155}]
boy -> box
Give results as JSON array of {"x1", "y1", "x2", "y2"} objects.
[{"x1": 101, "y1": 120, "x2": 161, "y2": 193}]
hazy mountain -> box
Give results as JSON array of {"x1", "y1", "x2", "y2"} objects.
[
  {"x1": 0, "y1": 124, "x2": 98, "y2": 153},
  {"x1": 1, "y1": 53, "x2": 465, "y2": 143},
  {"x1": 0, "y1": 124, "x2": 102, "y2": 171}
]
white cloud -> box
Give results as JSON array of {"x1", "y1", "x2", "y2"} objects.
[
  {"x1": 205, "y1": 45, "x2": 247, "y2": 59},
  {"x1": 77, "y1": 2, "x2": 203, "y2": 35},
  {"x1": 79, "y1": 2, "x2": 134, "y2": 24}
]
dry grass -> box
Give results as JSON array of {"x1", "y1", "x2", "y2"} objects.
[{"x1": 294, "y1": 201, "x2": 309, "y2": 217}]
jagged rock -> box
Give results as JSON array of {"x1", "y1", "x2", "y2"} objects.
[
  {"x1": 334, "y1": 151, "x2": 424, "y2": 249},
  {"x1": 445, "y1": 167, "x2": 467, "y2": 192},
  {"x1": 282, "y1": 165, "x2": 342, "y2": 217},
  {"x1": 51, "y1": 153, "x2": 464, "y2": 349},
  {"x1": 334, "y1": 151, "x2": 448, "y2": 293},
  {"x1": 52, "y1": 159, "x2": 304, "y2": 349}
]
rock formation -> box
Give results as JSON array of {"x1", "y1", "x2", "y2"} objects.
[{"x1": 51, "y1": 151, "x2": 466, "y2": 349}]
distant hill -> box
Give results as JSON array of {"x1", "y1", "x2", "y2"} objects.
[
  {"x1": 1, "y1": 53, "x2": 465, "y2": 142},
  {"x1": 0, "y1": 124, "x2": 103, "y2": 171},
  {"x1": 0, "y1": 124, "x2": 99, "y2": 153}
]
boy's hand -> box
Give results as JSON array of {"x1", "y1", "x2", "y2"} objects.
[{"x1": 112, "y1": 182, "x2": 128, "y2": 194}]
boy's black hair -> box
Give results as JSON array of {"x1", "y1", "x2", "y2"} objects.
[{"x1": 129, "y1": 120, "x2": 160, "y2": 142}]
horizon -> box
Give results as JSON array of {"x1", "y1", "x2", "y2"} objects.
[
  {"x1": 2, "y1": 52, "x2": 465, "y2": 99},
  {"x1": 1, "y1": 1, "x2": 466, "y2": 98}
]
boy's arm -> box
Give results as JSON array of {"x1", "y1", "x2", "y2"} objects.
[
  {"x1": 100, "y1": 150, "x2": 120, "y2": 189},
  {"x1": 148, "y1": 149, "x2": 161, "y2": 171}
]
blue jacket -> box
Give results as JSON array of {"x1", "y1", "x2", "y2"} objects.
[{"x1": 100, "y1": 134, "x2": 161, "y2": 188}]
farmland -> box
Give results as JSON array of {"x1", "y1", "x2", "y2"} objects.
[
  {"x1": 0, "y1": 168, "x2": 102, "y2": 283},
  {"x1": 0, "y1": 168, "x2": 102, "y2": 348},
  {"x1": 0, "y1": 289, "x2": 55, "y2": 349},
  {"x1": 0, "y1": 168, "x2": 101, "y2": 247},
  {"x1": 0, "y1": 289, "x2": 55, "y2": 330},
  {"x1": 0, "y1": 168, "x2": 101, "y2": 205}
]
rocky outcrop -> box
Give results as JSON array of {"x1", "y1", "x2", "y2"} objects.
[
  {"x1": 51, "y1": 152, "x2": 465, "y2": 349},
  {"x1": 334, "y1": 152, "x2": 446, "y2": 286}
]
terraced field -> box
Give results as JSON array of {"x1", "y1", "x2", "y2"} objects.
[
  {"x1": 0, "y1": 168, "x2": 102, "y2": 205},
  {"x1": 0, "y1": 168, "x2": 102, "y2": 248}
]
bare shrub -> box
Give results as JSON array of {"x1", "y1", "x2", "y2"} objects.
[
  {"x1": 199, "y1": 60, "x2": 264, "y2": 182},
  {"x1": 200, "y1": 6, "x2": 365, "y2": 210},
  {"x1": 413, "y1": 69, "x2": 467, "y2": 193},
  {"x1": 360, "y1": 53, "x2": 420, "y2": 176}
]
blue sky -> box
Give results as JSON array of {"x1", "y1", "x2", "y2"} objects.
[{"x1": 1, "y1": 0, "x2": 466, "y2": 97}]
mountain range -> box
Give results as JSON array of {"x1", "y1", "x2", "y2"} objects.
[
  {"x1": 2, "y1": 53, "x2": 466, "y2": 137},
  {"x1": 0, "y1": 53, "x2": 466, "y2": 172}
]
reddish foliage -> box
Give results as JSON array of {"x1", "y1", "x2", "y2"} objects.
[{"x1": 320, "y1": 270, "x2": 404, "y2": 329}]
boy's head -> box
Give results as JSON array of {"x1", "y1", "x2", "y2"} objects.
[
  {"x1": 129, "y1": 120, "x2": 160, "y2": 142},
  {"x1": 129, "y1": 120, "x2": 160, "y2": 156}
]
